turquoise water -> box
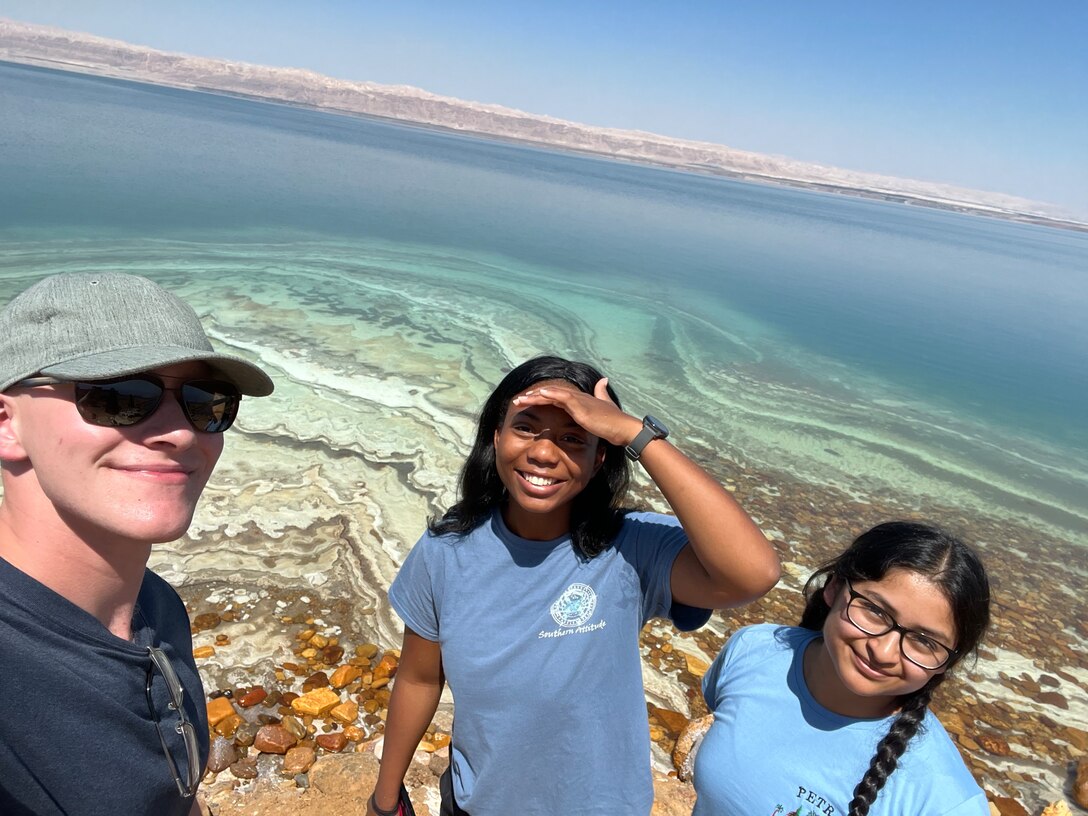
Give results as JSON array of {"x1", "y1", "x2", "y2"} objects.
[{"x1": 1, "y1": 61, "x2": 1086, "y2": 540}]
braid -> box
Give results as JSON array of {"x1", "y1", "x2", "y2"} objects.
[{"x1": 847, "y1": 683, "x2": 936, "y2": 816}]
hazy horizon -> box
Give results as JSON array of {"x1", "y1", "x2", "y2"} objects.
[{"x1": 1, "y1": 1, "x2": 1085, "y2": 217}]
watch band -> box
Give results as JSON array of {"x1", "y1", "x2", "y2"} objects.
[{"x1": 625, "y1": 415, "x2": 668, "y2": 461}]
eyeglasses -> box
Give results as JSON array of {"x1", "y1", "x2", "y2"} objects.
[
  {"x1": 14, "y1": 375, "x2": 241, "y2": 433},
  {"x1": 843, "y1": 580, "x2": 958, "y2": 670},
  {"x1": 146, "y1": 646, "x2": 201, "y2": 798}
]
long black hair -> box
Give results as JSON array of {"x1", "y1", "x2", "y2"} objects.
[
  {"x1": 429, "y1": 356, "x2": 631, "y2": 557},
  {"x1": 799, "y1": 521, "x2": 990, "y2": 816}
]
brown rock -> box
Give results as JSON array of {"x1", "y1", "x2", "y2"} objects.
[
  {"x1": 281, "y1": 714, "x2": 307, "y2": 740},
  {"x1": 192, "y1": 645, "x2": 216, "y2": 659},
  {"x1": 330, "y1": 665, "x2": 362, "y2": 689},
  {"x1": 1075, "y1": 758, "x2": 1088, "y2": 809},
  {"x1": 322, "y1": 645, "x2": 345, "y2": 664},
  {"x1": 229, "y1": 757, "x2": 259, "y2": 780},
  {"x1": 316, "y1": 732, "x2": 348, "y2": 753},
  {"x1": 355, "y1": 643, "x2": 379, "y2": 659},
  {"x1": 238, "y1": 686, "x2": 268, "y2": 708},
  {"x1": 192, "y1": 612, "x2": 221, "y2": 632},
  {"x1": 234, "y1": 722, "x2": 259, "y2": 747},
  {"x1": 282, "y1": 745, "x2": 317, "y2": 776},
  {"x1": 292, "y1": 688, "x2": 341, "y2": 717},
  {"x1": 254, "y1": 724, "x2": 298, "y2": 754},
  {"x1": 1036, "y1": 691, "x2": 1069, "y2": 709},
  {"x1": 302, "y1": 671, "x2": 330, "y2": 691},
  {"x1": 206, "y1": 696, "x2": 237, "y2": 727},
  {"x1": 309, "y1": 751, "x2": 379, "y2": 799},
  {"x1": 207, "y1": 736, "x2": 238, "y2": 774}
]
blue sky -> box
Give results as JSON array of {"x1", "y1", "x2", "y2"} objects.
[{"x1": 3, "y1": 0, "x2": 1086, "y2": 215}]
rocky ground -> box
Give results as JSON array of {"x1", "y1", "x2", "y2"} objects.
[
  {"x1": 184, "y1": 588, "x2": 1086, "y2": 815},
  {"x1": 179, "y1": 452, "x2": 1087, "y2": 815}
]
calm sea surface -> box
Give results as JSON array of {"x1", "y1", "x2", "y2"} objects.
[{"x1": 1, "y1": 61, "x2": 1086, "y2": 542}]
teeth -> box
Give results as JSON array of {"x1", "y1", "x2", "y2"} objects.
[{"x1": 523, "y1": 473, "x2": 559, "y2": 486}]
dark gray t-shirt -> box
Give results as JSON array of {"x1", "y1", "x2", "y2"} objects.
[
  {"x1": 0, "y1": 554, "x2": 209, "y2": 816},
  {"x1": 389, "y1": 510, "x2": 709, "y2": 815}
]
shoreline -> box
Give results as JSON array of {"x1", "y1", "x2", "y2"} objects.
[{"x1": 0, "y1": 45, "x2": 1084, "y2": 234}]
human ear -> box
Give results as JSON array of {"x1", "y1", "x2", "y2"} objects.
[
  {"x1": 0, "y1": 394, "x2": 30, "y2": 463},
  {"x1": 822, "y1": 576, "x2": 842, "y2": 608}
]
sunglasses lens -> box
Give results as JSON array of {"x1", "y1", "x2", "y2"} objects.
[
  {"x1": 181, "y1": 381, "x2": 240, "y2": 433},
  {"x1": 74, "y1": 379, "x2": 163, "y2": 427}
]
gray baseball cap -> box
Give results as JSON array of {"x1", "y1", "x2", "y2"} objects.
[{"x1": 0, "y1": 272, "x2": 274, "y2": 396}]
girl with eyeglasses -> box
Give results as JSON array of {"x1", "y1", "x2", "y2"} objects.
[
  {"x1": 368, "y1": 356, "x2": 780, "y2": 816},
  {"x1": 692, "y1": 521, "x2": 992, "y2": 815}
]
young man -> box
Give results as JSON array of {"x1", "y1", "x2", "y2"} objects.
[{"x1": 0, "y1": 272, "x2": 274, "y2": 816}]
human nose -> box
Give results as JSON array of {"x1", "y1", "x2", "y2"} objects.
[
  {"x1": 526, "y1": 432, "x2": 561, "y2": 464},
  {"x1": 866, "y1": 628, "x2": 902, "y2": 666},
  {"x1": 139, "y1": 391, "x2": 199, "y2": 448}
]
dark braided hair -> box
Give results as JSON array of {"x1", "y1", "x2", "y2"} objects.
[
  {"x1": 799, "y1": 521, "x2": 990, "y2": 816},
  {"x1": 429, "y1": 356, "x2": 631, "y2": 557}
]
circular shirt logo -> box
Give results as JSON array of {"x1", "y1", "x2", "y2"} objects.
[{"x1": 550, "y1": 583, "x2": 597, "y2": 628}]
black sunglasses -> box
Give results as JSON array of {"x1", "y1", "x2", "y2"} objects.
[
  {"x1": 146, "y1": 646, "x2": 201, "y2": 798},
  {"x1": 14, "y1": 375, "x2": 241, "y2": 433}
]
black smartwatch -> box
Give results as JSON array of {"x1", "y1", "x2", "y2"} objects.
[{"x1": 625, "y1": 415, "x2": 669, "y2": 461}]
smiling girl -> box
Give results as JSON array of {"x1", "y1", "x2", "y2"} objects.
[
  {"x1": 368, "y1": 356, "x2": 780, "y2": 816},
  {"x1": 692, "y1": 521, "x2": 992, "y2": 815}
]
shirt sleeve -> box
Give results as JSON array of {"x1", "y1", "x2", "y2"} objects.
[
  {"x1": 701, "y1": 625, "x2": 751, "y2": 711},
  {"x1": 621, "y1": 512, "x2": 711, "y2": 630},
  {"x1": 387, "y1": 532, "x2": 442, "y2": 642}
]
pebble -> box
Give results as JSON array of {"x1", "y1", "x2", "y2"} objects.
[
  {"x1": 207, "y1": 736, "x2": 238, "y2": 773},
  {"x1": 282, "y1": 745, "x2": 317, "y2": 776},
  {"x1": 254, "y1": 724, "x2": 297, "y2": 754}
]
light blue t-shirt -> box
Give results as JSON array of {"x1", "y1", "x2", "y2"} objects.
[
  {"x1": 693, "y1": 624, "x2": 989, "y2": 816},
  {"x1": 389, "y1": 510, "x2": 709, "y2": 816}
]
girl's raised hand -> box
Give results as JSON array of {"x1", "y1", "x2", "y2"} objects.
[{"x1": 511, "y1": 378, "x2": 642, "y2": 448}]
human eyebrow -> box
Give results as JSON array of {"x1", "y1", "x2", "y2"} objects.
[{"x1": 865, "y1": 590, "x2": 954, "y2": 643}]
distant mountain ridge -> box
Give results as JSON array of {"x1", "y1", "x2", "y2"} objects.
[{"x1": 1, "y1": 17, "x2": 1082, "y2": 227}]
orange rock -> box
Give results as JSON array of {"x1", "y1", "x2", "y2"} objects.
[
  {"x1": 192, "y1": 645, "x2": 215, "y2": 659},
  {"x1": 648, "y1": 704, "x2": 689, "y2": 736},
  {"x1": 309, "y1": 634, "x2": 329, "y2": 649},
  {"x1": 331, "y1": 701, "x2": 359, "y2": 725},
  {"x1": 206, "y1": 696, "x2": 237, "y2": 727},
  {"x1": 978, "y1": 734, "x2": 1010, "y2": 756},
  {"x1": 432, "y1": 733, "x2": 451, "y2": 749},
  {"x1": 681, "y1": 651, "x2": 709, "y2": 678},
  {"x1": 330, "y1": 665, "x2": 362, "y2": 689},
  {"x1": 214, "y1": 713, "x2": 245, "y2": 738},
  {"x1": 291, "y1": 687, "x2": 341, "y2": 717},
  {"x1": 373, "y1": 653, "x2": 399, "y2": 679},
  {"x1": 343, "y1": 725, "x2": 363, "y2": 742}
]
